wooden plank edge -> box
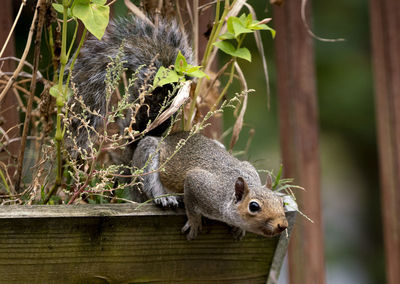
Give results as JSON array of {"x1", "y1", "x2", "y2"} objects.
[{"x1": 0, "y1": 195, "x2": 297, "y2": 219}]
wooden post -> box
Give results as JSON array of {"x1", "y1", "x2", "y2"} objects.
[
  {"x1": 273, "y1": 1, "x2": 325, "y2": 284},
  {"x1": 0, "y1": 0, "x2": 19, "y2": 173},
  {"x1": 369, "y1": 1, "x2": 400, "y2": 283}
]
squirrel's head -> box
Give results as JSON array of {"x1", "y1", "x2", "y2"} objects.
[{"x1": 234, "y1": 177, "x2": 288, "y2": 237}]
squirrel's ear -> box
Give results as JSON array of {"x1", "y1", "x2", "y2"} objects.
[{"x1": 235, "y1": 177, "x2": 249, "y2": 202}]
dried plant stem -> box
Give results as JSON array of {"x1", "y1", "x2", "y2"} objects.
[
  {"x1": 14, "y1": 0, "x2": 47, "y2": 192},
  {"x1": 193, "y1": 0, "x2": 199, "y2": 64},
  {"x1": 0, "y1": 168, "x2": 11, "y2": 196},
  {"x1": 229, "y1": 61, "x2": 248, "y2": 150},
  {"x1": 0, "y1": 0, "x2": 42, "y2": 103},
  {"x1": 0, "y1": 0, "x2": 27, "y2": 58},
  {"x1": 52, "y1": 1, "x2": 69, "y2": 198},
  {"x1": 45, "y1": 21, "x2": 88, "y2": 204},
  {"x1": 186, "y1": 0, "x2": 232, "y2": 129}
]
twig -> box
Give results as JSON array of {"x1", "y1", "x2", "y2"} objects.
[
  {"x1": 14, "y1": 0, "x2": 47, "y2": 193},
  {"x1": 175, "y1": 0, "x2": 185, "y2": 34},
  {"x1": 243, "y1": 3, "x2": 271, "y2": 108},
  {"x1": 300, "y1": 0, "x2": 345, "y2": 42},
  {"x1": 229, "y1": 62, "x2": 248, "y2": 150},
  {"x1": 193, "y1": 0, "x2": 199, "y2": 64},
  {"x1": 185, "y1": 0, "x2": 193, "y2": 26},
  {"x1": 155, "y1": 0, "x2": 163, "y2": 27},
  {"x1": 0, "y1": 0, "x2": 27, "y2": 58},
  {"x1": 0, "y1": 0, "x2": 42, "y2": 103},
  {"x1": 124, "y1": 0, "x2": 154, "y2": 27}
]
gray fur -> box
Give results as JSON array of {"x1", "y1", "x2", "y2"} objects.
[
  {"x1": 67, "y1": 15, "x2": 193, "y2": 153},
  {"x1": 134, "y1": 132, "x2": 288, "y2": 240},
  {"x1": 132, "y1": 136, "x2": 180, "y2": 207}
]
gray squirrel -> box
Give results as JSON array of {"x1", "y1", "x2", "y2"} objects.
[
  {"x1": 133, "y1": 132, "x2": 288, "y2": 240},
  {"x1": 69, "y1": 16, "x2": 288, "y2": 240},
  {"x1": 67, "y1": 15, "x2": 192, "y2": 155}
]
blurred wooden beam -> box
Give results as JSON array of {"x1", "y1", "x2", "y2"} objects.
[
  {"x1": 0, "y1": 0, "x2": 19, "y2": 174},
  {"x1": 370, "y1": 1, "x2": 400, "y2": 283},
  {"x1": 273, "y1": 1, "x2": 325, "y2": 284}
]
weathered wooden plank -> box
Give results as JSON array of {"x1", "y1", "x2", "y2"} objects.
[{"x1": 0, "y1": 202, "x2": 295, "y2": 283}]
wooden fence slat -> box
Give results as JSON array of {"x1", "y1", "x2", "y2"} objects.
[
  {"x1": 369, "y1": 1, "x2": 400, "y2": 283},
  {"x1": 273, "y1": 1, "x2": 325, "y2": 284}
]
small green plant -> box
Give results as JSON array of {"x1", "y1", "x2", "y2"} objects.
[
  {"x1": 153, "y1": 51, "x2": 208, "y2": 88},
  {"x1": 48, "y1": 0, "x2": 110, "y2": 198},
  {"x1": 214, "y1": 13, "x2": 275, "y2": 62}
]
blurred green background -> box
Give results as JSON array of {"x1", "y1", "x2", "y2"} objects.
[
  {"x1": 222, "y1": 1, "x2": 384, "y2": 283},
  {"x1": 12, "y1": 0, "x2": 384, "y2": 282}
]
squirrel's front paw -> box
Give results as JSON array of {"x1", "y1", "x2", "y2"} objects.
[
  {"x1": 154, "y1": 195, "x2": 180, "y2": 208},
  {"x1": 231, "y1": 226, "x2": 246, "y2": 240},
  {"x1": 181, "y1": 220, "x2": 202, "y2": 240}
]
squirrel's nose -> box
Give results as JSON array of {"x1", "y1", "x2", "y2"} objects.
[{"x1": 277, "y1": 223, "x2": 287, "y2": 232}]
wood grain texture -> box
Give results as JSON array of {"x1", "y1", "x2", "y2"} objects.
[
  {"x1": 370, "y1": 0, "x2": 400, "y2": 283},
  {"x1": 0, "y1": 203, "x2": 295, "y2": 283},
  {"x1": 273, "y1": 1, "x2": 325, "y2": 284}
]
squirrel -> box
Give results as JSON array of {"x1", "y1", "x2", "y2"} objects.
[
  {"x1": 132, "y1": 132, "x2": 288, "y2": 240},
  {"x1": 68, "y1": 16, "x2": 288, "y2": 240},
  {"x1": 67, "y1": 15, "x2": 192, "y2": 156}
]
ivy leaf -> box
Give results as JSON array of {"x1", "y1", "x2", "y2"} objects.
[
  {"x1": 174, "y1": 51, "x2": 187, "y2": 73},
  {"x1": 153, "y1": 67, "x2": 181, "y2": 88},
  {"x1": 72, "y1": 0, "x2": 110, "y2": 40}
]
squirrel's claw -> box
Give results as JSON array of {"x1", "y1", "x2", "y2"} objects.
[
  {"x1": 182, "y1": 220, "x2": 202, "y2": 240},
  {"x1": 231, "y1": 226, "x2": 246, "y2": 240},
  {"x1": 154, "y1": 195, "x2": 180, "y2": 208}
]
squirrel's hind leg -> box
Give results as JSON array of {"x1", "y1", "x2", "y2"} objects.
[
  {"x1": 132, "y1": 137, "x2": 180, "y2": 207},
  {"x1": 183, "y1": 168, "x2": 218, "y2": 240}
]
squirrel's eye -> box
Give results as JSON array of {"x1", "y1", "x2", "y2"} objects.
[{"x1": 249, "y1": 201, "x2": 261, "y2": 213}]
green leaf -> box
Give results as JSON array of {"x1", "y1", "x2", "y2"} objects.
[
  {"x1": 213, "y1": 41, "x2": 236, "y2": 57},
  {"x1": 174, "y1": 51, "x2": 187, "y2": 73},
  {"x1": 52, "y1": 3, "x2": 72, "y2": 17},
  {"x1": 232, "y1": 47, "x2": 251, "y2": 61},
  {"x1": 213, "y1": 41, "x2": 251, "y2": 61},
  {"x1": 186, "y1": 69, "x2": 207, "y2": 78},
  {"x1": 72, "y1": 0, "x2": 110, "y2": 40},
  {"x1": 219, "y1": 32, "x2": 235, "y2": 40},
  {"x1": 52, "y1": 3, "x2": 63, "y2": 13},
  {"x1": 232, "y1": 17, "x2": 253, "y2": 37},
  {"x1": 49, "y1": 85, "x2": 73, "y2": 102},
  {"x1": 227, "y1": 17, "x2": 235, "y2": 35},
  {"x1": 153, "y1": 67, "x2": 181, "y2": 88},
  {"x1": 49, "y1": 85, "x2": 60, "y2": 98},
  {"x1": 238, "y1": 13, "x2": 247, "y2": 25},
  {"x1": 245, "y1": 14, "x2": 253, "y2": 26},
  {"x1": 249, "y1": 21, "x2": 276, "y2": 38},
  {"x1": 184, "y1": 66, "x2": 207, "y2": 78}
]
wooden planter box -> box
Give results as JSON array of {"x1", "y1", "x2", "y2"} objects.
[{"x1": 0, "y1": 198, "x2": 296, "y2": 283}]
